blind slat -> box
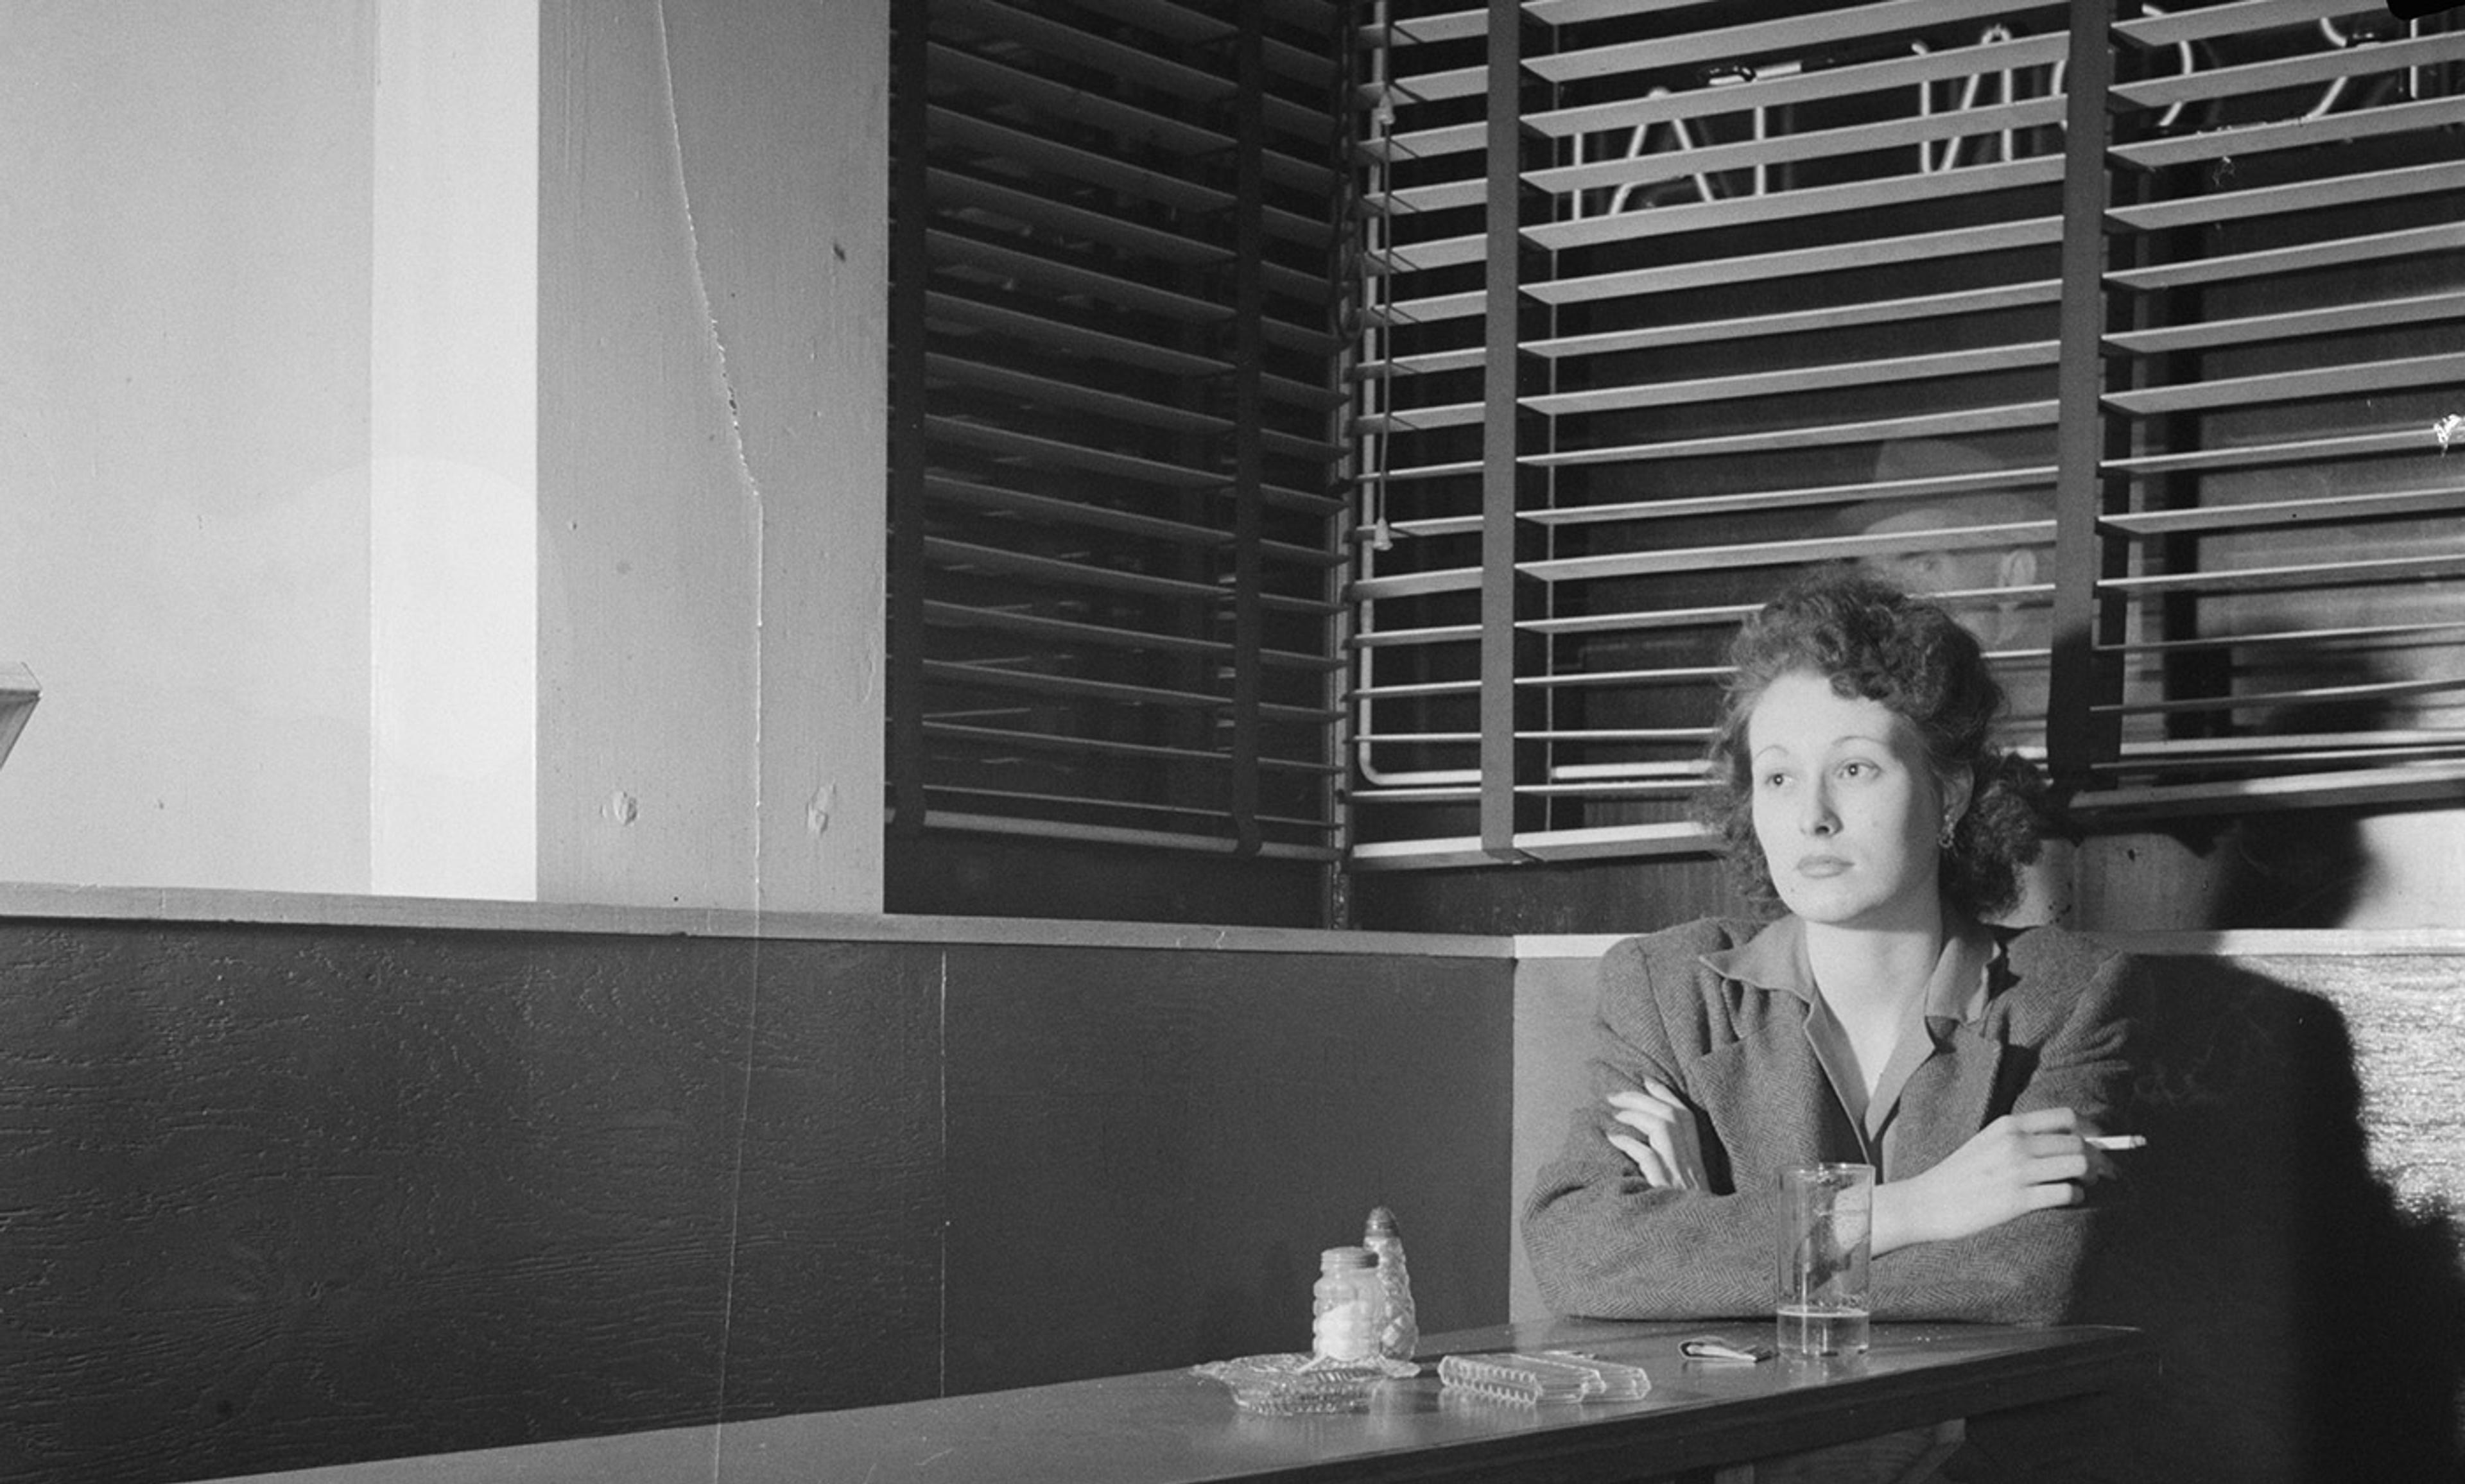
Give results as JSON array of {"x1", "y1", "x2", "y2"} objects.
[
  {"x1": 928, "y1": 105, "x2": 1231, "y2": 213},
  {"x1": 1531, "y1": 218, "x2": 2061, "y2": 306},
  {"x1": 922, "y1": 537, "x2": 1225, "y2": 601},
  {"x1": 2099, "y1": 552, "x2": 2465, "y2": 598},
  {"x1": 2104, "y1": 352, "x2": 2465, "y2": 418},
  {"x1": 2111, "y1": 93, "x2": 2465, "y2": 173},
  {"x1": 920, "y1": 784, "x2": 1334, "y2": 834},
  {"x1": 926, "y1": 417, "x2": 1227, "y2": 489},
  {"x1": 923, "y1": 599, "x2": 1227, "y2": 657},
  {"x1": 1521, "y1": 602, "x2": 1764, "y2": 637},
  {"x1": 2100, "y1": 486, "x2": 2465, "y2": 538},
  {"x1": 2104, "y1": 221, "x2": 2465, "y2": 295},
  {"x1": 925, "y1": 476, "x2": 1232, "y2": 544},
  {"x1": 2062, "y1": 762, "x2": 2465, "y2": 821},
  {"x1": 1525, "y1": 525, "x2": 2050, "y2": 584},
  {"x1": 1522, "y1": 282, "x2": 2061, "y2": 361},
  {"x1": 1524, "y1": 342, "x2": 2057, "y2": 418},
  {"x1": 2107, "y1": 159, "x2": 2465, "y2": 236},
  {"x1": 1351, "y1": 623, "x2": 1483, "y2": 649},
  {"x1": 1527, "y1": 464, "x2": 2057, "y2": 526},
  {"x1": 925, "y1": 721, "x2": 1343, "y2": 773},
  {"x1": 928, "y1": 291, "x2": 1231, "y2": 376},
  {"x1": 907, "y1": 810, "x2": 1338, "y2": 861},
  {"x1": 930, "y1": 229, "x2": 1234, "y2": 325},
  {"x1": 2100, "y1": 617, "x2": 2465, "y2": 655},
  {"x1": 1525, "y1": 159, "x2": 2064, "y2": 255},
  {"x1": 2104, "y1": 426, "x2": 2432, "y2": 478},
  {"x1": 1523, "y1": 401, "x2": 2059, "y2": 469},
  {"x1": 927, "y1": 661, "x2": 1342, "y2": 724},
  {"x1": 1532, "y1": 0, "x2": 2046, "y2": 83},
  {"x1": 927, "y1": 354, "x2": 1229, "y2": 435},
  {"x1": 2092, "y1": 673, "x2": 2465, "y2": 719},
  {"x1": 1351, "y1": 566, "x2": 1483, "y2": 601},
  {"x1": 930, "y1": 168, "x2": 1234, "y2": 267},
  {"x1": 2105, "y1": 289, "x2": 2465, "y2": 356}
]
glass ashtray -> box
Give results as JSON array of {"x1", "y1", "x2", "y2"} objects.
[
  {"x1": 1191, "y1": 1352, "x2": 1411, "y2": 1414},
  {"x1": 1437, "y1": 1350, "x2": 1652, "y2": 1406}
]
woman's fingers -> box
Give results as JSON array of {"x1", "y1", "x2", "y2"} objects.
[
  {"x1": 1609, "y1": 1132, "x2": 1677, "y2": 1188},
  {"x1": 1607, "y1": 1091, "x2": 1686, "y2": 1144},
  {"x1": 1609, "y1": 1080, "x2": 1687, "y2": 1108},
  {"x1": 1605, "y1": 1082, "x2": 1702, "y2": 1189},
  {"x1": 2020, "y1": 1133, "x2": 2092, "y2": 1171},
  {"x1": 1607, "y1": 1114, "x2": 1687, "y2": 1187},
  {"x1": 2036, "y1": 1152, "x2": 2091, "y2": 1186},
  {"x1": 2008, "y1": 1105, "x2": 2080, "y2": 1135},
  {"x1": 1610, "y1": 1103, "x2": 1677, "y2": 1138},
  {"x1": 2016, "y1": 1173, "x2": 2086, "y2": 1214}
]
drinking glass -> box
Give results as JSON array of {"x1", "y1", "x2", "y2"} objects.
[{"x1": 1776, "y1": 1162, "x2": 1873, "y2": 1357}]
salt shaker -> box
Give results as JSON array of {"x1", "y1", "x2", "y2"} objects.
[
  {"x1": 1362, "y1": 1206, "x2": 1419, "y2": 1363},
  {"x1": 1310, "y1": 1245, "x2": 1385, "y2": 1363}
]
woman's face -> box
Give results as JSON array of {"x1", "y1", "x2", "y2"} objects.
[{"x1": 1745, "y1": 669, "x2": 1962, "y2": 931}]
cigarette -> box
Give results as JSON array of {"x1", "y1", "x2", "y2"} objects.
[{"x1": 2084, "y1": 1134, "x2": 2147, "y2": 1151}]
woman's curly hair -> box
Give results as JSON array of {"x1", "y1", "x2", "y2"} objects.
[{"x1": 1697, "y1": 569, "x2": 2048, "y2": 920}]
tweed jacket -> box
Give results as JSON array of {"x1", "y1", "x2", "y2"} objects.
[{"x1": 1523, "y1": 913, "x2": 2136, "y2": 1325}]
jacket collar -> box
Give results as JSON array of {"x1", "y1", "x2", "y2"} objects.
[{"x1": 1699, "y1": 910, "x2": 1999, "y2": 1028}]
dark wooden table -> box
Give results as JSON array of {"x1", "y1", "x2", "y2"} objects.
[{"x1": 208, "y1": 1318, "x2": 2152, "y2": 1484}]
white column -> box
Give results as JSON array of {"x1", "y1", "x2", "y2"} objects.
[{"x1": 370, "y1": 0, "x2": 540, "y2": 899}]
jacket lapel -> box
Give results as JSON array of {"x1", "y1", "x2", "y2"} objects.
[
  {"x1": 1693, "y1": 1010, "x2": 1853, "y2": 1190},
  {"x1": 1892, "y1": 1022, "x2": 2006, "y2": 1176}
]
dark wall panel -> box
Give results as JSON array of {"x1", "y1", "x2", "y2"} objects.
[
  {"x1": 722, "y1": 939, "x2": 946, "y2": 1415},
  {"x1": 0, "y1": 918, "x2": 1512, "y2": 1484},
  {"x1": 0, "y1": 922, "x2": 950, "y2": 1484},
  {"x1": 940, "y1": 945, "x2": 1514, "y2": 1394}
]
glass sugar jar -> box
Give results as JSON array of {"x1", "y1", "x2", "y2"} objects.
[{"x1": 1310, "y1": 1245, "x2": 1386, "y2": 1363}]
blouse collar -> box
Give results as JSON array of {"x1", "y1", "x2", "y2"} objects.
[{"x1": 1699, "y1": 910, "x2": 1999, "y2": 1028}]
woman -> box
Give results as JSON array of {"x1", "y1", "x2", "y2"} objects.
[{"x1": 1523, "y1": 571, "x2": 2134, "y2": 1327}]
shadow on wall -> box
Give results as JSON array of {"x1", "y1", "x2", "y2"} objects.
[
  {"x1": 2163, "y1": 650, "x2": 2465, "y2": 931},
  {"x1": 2079, "y1": 958, "x2": 2465, "y2": 1483}
]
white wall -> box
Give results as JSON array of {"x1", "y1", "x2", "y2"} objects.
[
  {"x1": 371, "y1": 0, "x2": 539, "y2": 901},
  {"x1": 0, "y1": 2, "x2": 379, "y2": 893},
  {"x1": 0, "y1": 0, "x2": 887, "y2": 913},
  {"x1": 537, "y1": 0, "x2": 886, "y2": 913}
]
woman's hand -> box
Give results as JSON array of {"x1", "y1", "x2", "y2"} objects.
[
  {"x1": 1873, "y1": 1107, "x2": 2097, "y2": 1255},
  {"x1": 1605, "y1": 1079, "x2": 1711, "y2": 1191}
]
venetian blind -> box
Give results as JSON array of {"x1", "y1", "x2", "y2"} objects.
[
  {"x1": 1347, "y1": 0, "x2": 2465, "y2": 870},
  {"x1": 887, "y1": 0, "x2": 1353, "y2": 865}
]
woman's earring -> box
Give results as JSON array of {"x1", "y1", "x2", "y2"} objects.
[{"x1": 1939, "y1": 816, "x2": 1959, "y2": 850}]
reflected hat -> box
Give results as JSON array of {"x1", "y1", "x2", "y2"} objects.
[
  {"x1": 1873, "y1": 437, "x2": 2012, "y2": 485},
  {"x1": 1838, "y1": 440, "x2": 2052, "y2": 538}
]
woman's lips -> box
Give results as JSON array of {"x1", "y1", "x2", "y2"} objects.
[{"x1": 1795, "y1": 855, "x2": 1851, "y2": 878}]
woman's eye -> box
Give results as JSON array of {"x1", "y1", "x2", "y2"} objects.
[
  {"x1": 1760, "y1": 770, "x2": 1791, "y2": 790},
  {"x1": 1838, "y1": 760, "x2": 1874, "y2": 780}
]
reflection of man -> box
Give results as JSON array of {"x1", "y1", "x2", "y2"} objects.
[
  {"x1": 1840, "y1": 439, "x2": 2055, "y2": 727},
  {"x1": 1853, "y1": 490, "x2": 2050, "y2": 651},
  {"x1": 1842, "y1": 438, "x2": 2053, "y2": 650}
]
